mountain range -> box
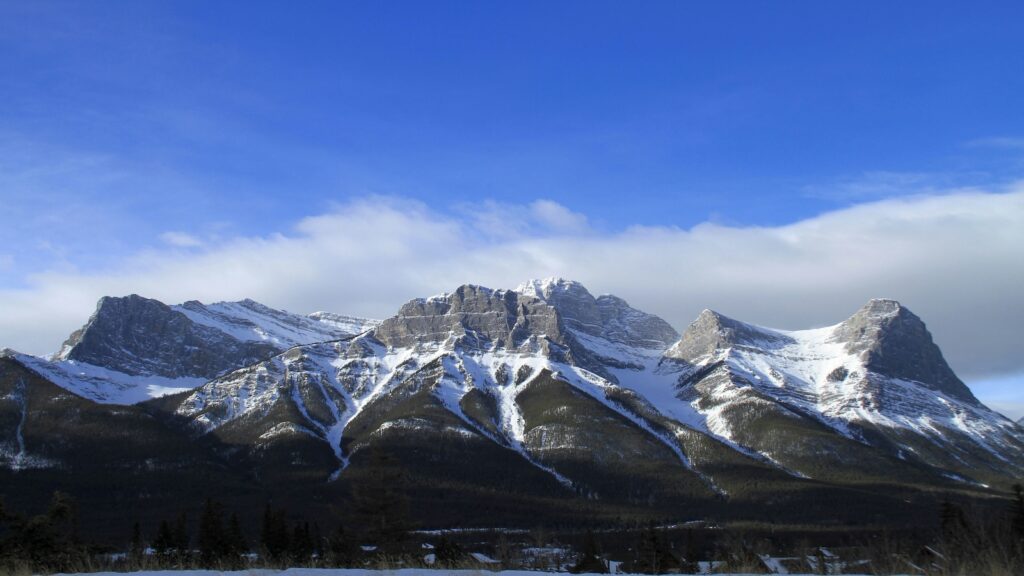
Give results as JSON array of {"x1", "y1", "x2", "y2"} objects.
[{"x1": 1, "y1": 278, "x2": 1021, "y2": 541}]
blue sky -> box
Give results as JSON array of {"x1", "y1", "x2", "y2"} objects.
[{"x1": 1, "y1": 2, "x2": 1023, "y2": 415}]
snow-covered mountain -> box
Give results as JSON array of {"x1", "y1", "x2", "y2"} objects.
[
  {"x1": 2, "y1": 279, "x2": 1021, "y2": 533},
  {"x1": 171, "y1": 281, "x2": 696, "y2": 486},
  {"x1": 8, "y1": 294, "x2": 377, "y2": 404},
  {"x1": 660, "y1": 301, "x2": 1024, "y2": 485},
  {"x1": 166, "y1": 279, "x2": 1023, "y2": 494}
]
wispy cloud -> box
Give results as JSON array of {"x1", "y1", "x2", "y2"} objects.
[
  {"x1": 459, "y1": 199, "x2": 593, "y2": 240},
  {"x1": 802, "y1": 170, "x2": 988, "y2": 201},
  {"x1": 2, "y1": 185, "x2": 1023, "y2": 397},
  {"x1": 965, "y1": 136, "x2": 1024, "y2": 150},
  {"x1": 0, "y1": 133, "x2": 222, "y2": 278},
  {"x1": 160, "y1": 231, "x2": 204, "y2": 248}
]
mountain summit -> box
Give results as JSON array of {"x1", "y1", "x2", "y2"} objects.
[
  {"x1": 58, "y1": 294, "x2": 280, "y2": 379},
  {"x1": 831, "y1": 298, "x2": 977, "y2": 403},
  {"x1": 516, "y1": 277, "x2": 679, "y2": 349}
]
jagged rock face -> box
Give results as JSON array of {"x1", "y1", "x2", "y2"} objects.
[
  {"x1": 372, "y1": 284, "x2": 563, "y2": 350},
  {"x1": 43, "y1": 295, "x2": 375, "y2": 401},
  {"x1": 373, "y1": 280, "x2": 678, "y2": 354},
  {"x1": 831, "y1": 299, "x2": 977, "y2": 404},
  {"x1": 665, "y1": 309, "x2": 791, "y2": 362},
  {"x1": 518, "y1": 278, "x2": 679, "y2": 349},
  {"x1": 371, "y1": 280, "x2": 678, "y2": 382},
  {"x1": 60, "y1": 295, "x2": 280, "y2": 379},
  {"x1": 596, "y1": 295, "x2": 679, "y2": 348}
]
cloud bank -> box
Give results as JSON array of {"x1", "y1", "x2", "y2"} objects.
[{"x1": 2, "y1": 186, "x2": 1023, "y2": 397}]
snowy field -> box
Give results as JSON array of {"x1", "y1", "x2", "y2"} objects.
[{"x1": 49, "y1": 565, "x2": 897, "y2": 569}]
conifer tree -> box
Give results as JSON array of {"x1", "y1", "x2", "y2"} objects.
[
  {"x1": 0, "y1": 491, "x2": 87, "y2": 573},
  {"x1": 325, "y1": 525, "x2": 357, "y2": 567},
  {"x1": 940, "y1": 500, "x2": 976, "y2": 562},
  {"x1": 129, "y1": 521, "x2": 145, "y2": 564},
  {"x1": 633, "y1": 523, "x2": 679, "y2": 574},
  {"x1": 290, "y1": 522, "x2": 314, "y2": 565},
  {"x1": 352, "y1": 448, "x2": 411, "y2": 551},
  {"x1": 226, "y1": 512, "x2": 248, "y2": 558},
  {"x1": 173, "y1": 512, "x2": 190, "y2": 562},
  {"x1": 260, "y1": 504, "x2": 290, "y2": 563},
  {"x1": 311, "y1": 522, "x2": 323, "y2": 562},
  {"x1": 261, "y1": 504, "x2": 272, "y2": 555},
  {"x1": 570, "y1": 530, "x2": 607, "y2": 573},
  {"x1": 198, "y1": 498, "x2": 229, "y2": 566},
  {"x1": 152, "y1": 520, "x2": 175, "y2": 558},
  {"x1": 678, "y1": 528, "x2": 700, "y2": 573},
  {"x1": 1011, "y1": 484, "x2": 1024, "y2": 545}
]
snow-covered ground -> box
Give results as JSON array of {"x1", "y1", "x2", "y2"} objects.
[{"x1": 51, "y1": 565, "x2": 892, "y2": 569}]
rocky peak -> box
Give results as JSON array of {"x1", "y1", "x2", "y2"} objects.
[
  {"x1": 58, "y1": 294, "x2": 170, "y2": 360},
  {"x1": 594, "y1": 295, "x2": 679, "y2": 349},
  {"x1": 517, "y1": 277, "x2": 603, "y2": 334},
  {"x1": 515, "y1": 277, "x2": 587, "y2": 299},
  {"x1": 832, "y1": 297, "x2": 904, "y2": 330},
  {"x1": 516, "y1": 278, "x2": 679, "y2": 349},
  {"x1": 372, "y1": 284, "x2": 562, "y2": 350},
  {"x1": 832, "y1": 299, "x2": 978, "y2": 404},
  {"x1": 58, "y1": 294, "x2": 279, "y2": 379},
  {"x1": 665, "y1": 309, "x2": 791, "y2": 362},
  {"x1": 372, "y1": 279, "x2": 680, "y2": 356}
]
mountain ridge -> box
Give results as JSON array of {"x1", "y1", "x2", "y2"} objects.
[
  {"x1": 8, "y1": 294, "x2": 377, "y2": 404},
  {"x1": 2, "y1": 279, "x2": 1021, "y2": 538}
]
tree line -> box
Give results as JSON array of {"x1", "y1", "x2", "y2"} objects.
[
  {"x1": 6, "y1": 483, "x2": 1024, "y2": 574},
  {"x1": 0, "y1": 491, "x2": 88, "y2": 574}
]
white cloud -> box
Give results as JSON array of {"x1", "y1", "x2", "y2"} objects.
[
  {"x1": 1, "y1": 187, "x2": 1023, "y2": 403},
  {"x1": 458, "y1": 198, "x2": 592, "y2": 240},
  {"x1": 159, "y1": 231, "x2": 204, "y2": 248},
  {"x1": 529, "y1": 199, "x2": 590, "y2": 233}
]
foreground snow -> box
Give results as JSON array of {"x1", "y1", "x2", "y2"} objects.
[{"x1": 51, "y1": 565, "x2": 892, "y2": 569}]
